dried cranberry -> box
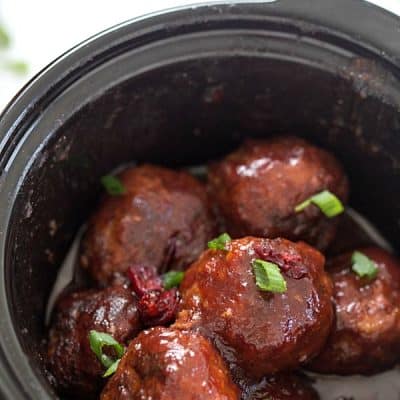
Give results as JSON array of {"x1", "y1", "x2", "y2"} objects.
[
  {"x1": 127, "y1": 265, "x2": 163, "y2": 297},
  {"x1": 138, "y1": 289, "x2": 179, "y2": 327},
  {"x1": 254, "y1": 244, "x2": 307, "y2": 279}
]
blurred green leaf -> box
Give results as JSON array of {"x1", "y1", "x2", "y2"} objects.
[
  {"x1": 0, "y1": 25, "x2": 11, "y2": 49},
  {"x1": 0, "y1": 22, "x2": 29, "y2": 76},
  {"x1": 2, "y1": 60, "x2": 29, "y2": 76}
]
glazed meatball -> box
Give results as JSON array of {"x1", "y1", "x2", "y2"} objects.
[
  {"x1": 245, "y1": 374, "x2": 319, "y2": 400},
  {"x1": 176, "y1": 237, "x2": 333, "y2": 378},
  {"x1": 208, "y1": 137, "x2": 349, "y2": 250},
  {"x1": 100, "y1": 327, "x2": 240, "y2": 400},
  {"x1": 81, "y1": 164, "x2": 216, "y2": 286},
  {"x1": 48, "y1": 285, "x2": 141, "y2": 398},
  {"x1": 308, "y1": 247, "x2": 400, "y2": 375}
]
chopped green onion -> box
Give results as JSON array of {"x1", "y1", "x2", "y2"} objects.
[
  {"x1": 0, "y1": 25, "x2": 10, "y2": 49},
  {"x1": 89, "y1": 330, "x2": 125, "y2": 377},
  {"x1": 101, "y1": 175, "x2": 126, "y2": 196},
  {"x1": 103, "y1": 359, "x2": 121, "y2": 378},
  {"x1": 351, "y1": 251, "x2": 378, "y2": 280},
  {"x1": 295, "y1": 190, "x2": 344, "y2": 218},
  {"x1": 163, "y1": 270, "x2": 185, "y2": 289},
  {"x1": 208, "y1": 233, "x2": 232, "y2": 250},
  {"x1": 252, "y1": 259, "x2": 287, "y2": 293}
]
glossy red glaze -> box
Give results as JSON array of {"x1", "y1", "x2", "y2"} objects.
[
  {"x1": 47, "y1": 285, "x2": 141, "y2": 398},
  {"x1": 80, "y1": 164, "x2": 216, "y2": 286},
  {"x1": 100, "y1": 327, "x2": 240, "y2": 400},
  {"x1": 208, "y1": 137, "x2": 349, "y2": 250},
  {"x1": 176, "y1": 237, "x2": 333, "y2": 378},
  {"x1": 308, "y1": 247, "x2": 400, "y2": 375}
]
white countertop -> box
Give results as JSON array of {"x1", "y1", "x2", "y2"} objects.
[{"x1": 0, "y1": 0, "x2": 399, "y2": 111}]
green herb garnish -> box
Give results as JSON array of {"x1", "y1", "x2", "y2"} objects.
[
  {"x1": 101, "y1": 175, "x2": 126, "y2": 196},
  {"x1": 252, "y1": 259, "x2": 287, "y2": 293},
  {"x1": 295, "y1": 190, "x2": 344, "y2": 218},
  {"x1": 163, "y1": 270, "x2": 185, "y2": 289},
  {"x1": 89, "y1": 330, "x2": 125, "y2": 377},
  {"x1": 351, "y1": 251, "x2": 378, "y2": 280},
  {"x1": 103, "y1": 359, "x2": 121, "y2": 378},
  {"x1": 208, "y1": 233, "x2": 232, "y2": 251}
]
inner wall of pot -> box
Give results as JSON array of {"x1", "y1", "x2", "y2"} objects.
[{"x1": 6, "y1": 46, "x2": 400, "y2": 394}]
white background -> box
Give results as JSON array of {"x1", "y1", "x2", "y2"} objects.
[{"x1": 0, "y1": 0, "x2": 399, "y2": 111}]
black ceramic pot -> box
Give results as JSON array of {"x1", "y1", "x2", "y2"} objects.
[{"x1": 1, "y1": 0, "x2": 400, "y2": 398}]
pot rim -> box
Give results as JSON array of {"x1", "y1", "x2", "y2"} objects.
[
  {"x1": 0, "y1": 1, "x2": 399, "y2": 398},
  {"x1": 1, "y1": 0, "x2": 400, "y2": 163}
]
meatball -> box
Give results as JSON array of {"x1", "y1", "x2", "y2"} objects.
[
  {"x1": 80, "y1": 164, "x2": 216, "y2": 286},
  {"x1": 176, "y1": 237, "x2": 333, "y2": 378},
  {"x1": 100, "y1": 327, "x2": 240, "y2": 400},
  {"x1": 307, "y1": 247, "x2": 400, "y2": 375},
  {"x1": 48, "y1": 285, "x2": 141, "y2": 398},
  {"x1": 245, "y1": 374, "x2": 319, "y2": 400},
  {"x1": 208, "y1": 137, "x2": 349, "y2": 250}
]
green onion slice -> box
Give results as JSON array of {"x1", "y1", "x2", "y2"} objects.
[
  {"x1": 163, "y1": 270, "x2": 185, "y2": 289},
  {"x1": 101, "y1": 175, "x2": 126, "y2": 196},
  {"x1": 89, "y1": 330, "x2": 125, "y2": 376},
  {"x1": 295, "y1": 190, "x2": 344, "y2": 218},
  {"x1": 252, "y1": 259, "x2": 287, "y2": 293},
  {"x1": 351, "y1": 251, "x2": 378, "y2": 280},
  {"x1": 208, "y1": 233, "x2": 232, "y2": 250},
  {"x1": 103, "y1": 359, "x2": 121, "y2": 378}
]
